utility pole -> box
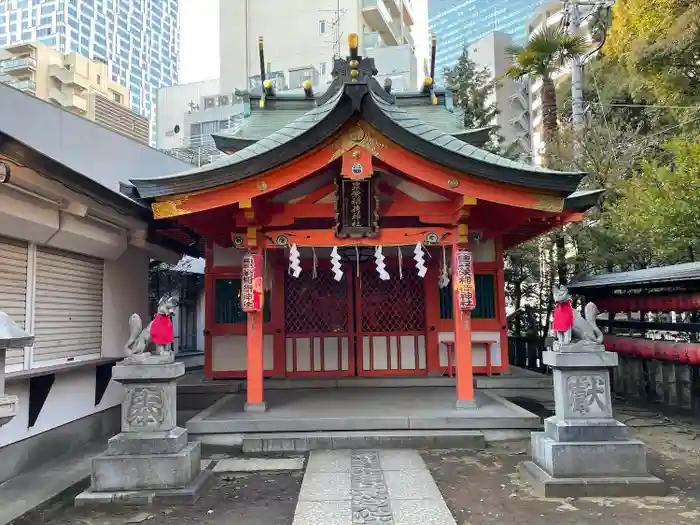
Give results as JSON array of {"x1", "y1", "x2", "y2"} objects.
[
  {"x1": 566, "y1": 0, "x2": 585, "y2": 130},
  {"x1": 562, "y1": 0, "x2": 615, "y2": 130}
]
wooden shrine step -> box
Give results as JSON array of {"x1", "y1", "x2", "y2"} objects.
[{"x1": 239, "y1": 430, "x2": 486, "y2": 453}]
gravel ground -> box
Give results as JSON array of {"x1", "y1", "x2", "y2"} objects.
[
  {"x1": 12, "y1": 470, "x2": 304, "y2": 525},
  {"x1": 423, "y1": 422, "x2": 700, "y2": 525}
]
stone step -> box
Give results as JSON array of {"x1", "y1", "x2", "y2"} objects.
[{"x1": 241, "y1": 430, "x2": 486, "y2": 453}]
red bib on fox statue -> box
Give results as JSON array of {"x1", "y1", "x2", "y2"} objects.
[
  {"x1": 553, "y1": 300, "x2": 575, "y2": 332},
  {"x1": 150, "y1": 313, "x2": 174, "y2": 345}
]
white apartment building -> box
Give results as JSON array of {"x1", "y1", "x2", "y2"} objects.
[
  {"x1": 528, "y1": 1, "x2": 594, "y2": 166},
  {"x1": 218, "y1": 0, "x2": 430, "y2": 94},
  {"x1": 154, "y1": 78, "x2": 243, "y2": 165},
  {"x1": 156, "y1": 0, "x2": 430, "y2": 165},
  {"x1": 467, "y1": 31, "x2": 530, "y2": 156}
]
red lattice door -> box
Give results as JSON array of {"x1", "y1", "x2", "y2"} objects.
[
  {"x1": 284, "y1": 266, "x2": 355, "y2": 376},
  {"x1": 356, "y1": 264, "x2": 428, "y2": 375}
]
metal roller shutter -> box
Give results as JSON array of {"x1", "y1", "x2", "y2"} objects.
[
  {"x1": 0, "y1": 236, "x2": 28, "y2": 368},
  {"x1": 34, "y1": 247, "x2": 104, "y2": 364}
]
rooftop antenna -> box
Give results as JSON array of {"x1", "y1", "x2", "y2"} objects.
[{"x1": 319, "y1": 2, "x2": 348, "y2": 58}]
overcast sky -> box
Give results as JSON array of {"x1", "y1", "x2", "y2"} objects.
[{"x1": 179, "y1": 0, "x2": 219, "y2": 84}]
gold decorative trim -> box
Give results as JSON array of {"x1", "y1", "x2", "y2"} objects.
[
  {"x1": 529, "y1": 193, "x2": 565, "y2": 213},
  {"x1": 331, "y1": 122, "x2": 387, "y2": 161},
  {"x1": 152, "y1": 198, "x2": 191, "y2": 219}
]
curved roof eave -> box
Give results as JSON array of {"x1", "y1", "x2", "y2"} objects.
[
  {"x1": 130, "y1": 87, "x2": 350, "y2": 199},
  {"x1": 362, "y1": 81, "x2": 585, "y2": 195},
  {"x1": 130, "y1": 80, "x2": 588, "y2": 200}
]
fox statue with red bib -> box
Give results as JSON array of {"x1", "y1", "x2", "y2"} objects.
[
  {"x1": 552, "y1": 285, "x2": 604, "y2": 348},
  {"x1": 124, "y1": 295, "x2": 178, "y2": 358}
]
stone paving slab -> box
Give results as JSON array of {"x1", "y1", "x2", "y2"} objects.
[
  {"x1": 298, "y1": 472, "x2": 351, "y2": 502},
  {"x1": 293, "y1": 449, "x2": 456, "y2": 525},
  {"x1": 306, "y1": 450, "x2": 351, "y2": 473},
  {"x1": 292, "y1": 501, "x2": 352, "y2": 525},
  {"x1": 212, "y1": 457, "x2": 305, "y2": 473}
]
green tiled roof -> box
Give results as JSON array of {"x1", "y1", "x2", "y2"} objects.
[{"x1": 129, "y1": 56, "x2": 587, "y2": 200}]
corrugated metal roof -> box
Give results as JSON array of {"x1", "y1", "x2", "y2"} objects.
[{"x1": 569, "y1": 262, "x2": 700, "y2": 290}]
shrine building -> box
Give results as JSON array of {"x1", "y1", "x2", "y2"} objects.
[{"x1": 124, "y1": 35, "x2": 601, "y2": 412}]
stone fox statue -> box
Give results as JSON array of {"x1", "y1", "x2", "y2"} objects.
[
  {"x1": 552, "y1": 285, "x2": 604, "y2": 346},
  {"x1": 124, "y1": 296, "x2": 178, "y2": 356}
]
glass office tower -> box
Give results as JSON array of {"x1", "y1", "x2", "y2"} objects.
[
  {"x1": 429, "y1": 0, "x2": 546, "y2": 84},
  {"x1": 0, "y1": 0, "x2": 179, "y2": 121}
]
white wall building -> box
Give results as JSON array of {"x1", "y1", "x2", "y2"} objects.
[
  {"x1": 0, "y1": 82, "x2": 194, "y2": 484},
  {"x1": 467, "y1": 31, "x2": 530, "y2": 155},
  {"x1": 154, "y1": 77, "x2": 246, "y2": 165},
  {"x1": 218, "y1": 0, "x2": 429, "y2": 94}
]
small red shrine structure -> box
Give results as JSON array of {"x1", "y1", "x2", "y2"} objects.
[{"x1": 124, "y1": 35, "x2": 601, "y2": 412}]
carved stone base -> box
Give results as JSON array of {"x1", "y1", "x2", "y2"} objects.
[
  {"x1": 75, "y1": 469, "x2": 214, "y2": 507},
  {"x1": 123, "y1": 353, "x2": 175, "y2": 365},
  {"x1": 521, "y1": 350, "x2": 665, "y2": 496},
  {"x1": 76, "y1": 359, "x2": 213, "y2": 506},
  {"x1": 107, "y1": 427, "x2": 188, "y2": 456},
  {"x1": 91, "y1": 441, "x2": 202, "y2": 492},
  {"x1": 520, "y1": 460, "x2": 666, "y2": 498}
]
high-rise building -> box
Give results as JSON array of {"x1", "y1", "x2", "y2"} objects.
[
  {"x1": 467, "y1": 32, "x2": 530, "y2": 156},
  {"x1": 0, "y1": 40, "x2": 150, "y2": 143},
  {"x1": 429, "y1": 0, "x2": 546, "y2": 84},
  {"x1": 218, "y1": 0, "x2": 430, "y2": 94},
  {"x1": 0, "y1": 0, "x2": 179, "y2": 125}
]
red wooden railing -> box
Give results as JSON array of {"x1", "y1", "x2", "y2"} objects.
[
  {"x1": 596, "y1": 293, "x2": 700, "y2": 313},
  {"x1": 604, "y1": 335, "x2": 700, "y2": 364}
]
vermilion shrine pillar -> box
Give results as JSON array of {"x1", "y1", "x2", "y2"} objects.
[
  {"x1": 453, "y1": 224, "x2": 476, "y2": 408},
  {"x1": 246, "y1": 309, "x2": 265, "y2": 411},
  {"x1": 242, "y1": 249, "x2": 267, "y2": 412}
]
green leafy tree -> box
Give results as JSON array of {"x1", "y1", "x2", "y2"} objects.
[
  {"x1": 605, "y1": 0, "x2": 700, "y2": 106},
  {"x1": 609, "y1": 136, "x2": 700, "y2": 264},
  {"x1": 443, "y1": 46, "x2": 500, "y2": 150}
]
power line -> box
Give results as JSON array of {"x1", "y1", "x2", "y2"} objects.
[{"x1": 592, "y1": 102, "x2": 700, "y2": 110}]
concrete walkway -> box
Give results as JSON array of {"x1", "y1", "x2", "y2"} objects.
[{"x1": 293, "y1": 449, "x2": 456, "y2": 525}]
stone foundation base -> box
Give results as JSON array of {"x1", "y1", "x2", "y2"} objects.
[
  {"x1": 244, "y1": 401, "x2": 268, "y2": 413},
  {"x1": 455, "y1": 398, "x2": 478, "y2": 409},
  {"x1": 75, "y1": 469, "x2": 214, "y2": 507},
  {"x1": 91, "y1": 441, "x2": 201, "y2": 492},
  {"x1": 531, "y1": 432, "x2": 651, "y2": 478},
  {"x1": 519, "y1": 461, "x2": 665, "y2": 498}
]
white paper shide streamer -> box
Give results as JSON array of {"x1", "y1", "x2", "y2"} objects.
[
  {"x1": 397, "y1": 246, "x2": 403, "y2": 280},
  {"x1": 413, "y1": 243, "x2": 427, "y2": 278},
  {"x1": 438, "y1": 245, "x2": 450, "y2": 288},
  {"x1": 289, "y1": 243, "x2": 302, "y2": 278},
  {"x1": 374, "y1": 246, "x2": 390, "y2": 280},
  {"x1": 331, "y1": 246, "x2": 343, "y2": 281},
  {"x1": 312, "y1": 247, "x2": 318, "y2": 279}
]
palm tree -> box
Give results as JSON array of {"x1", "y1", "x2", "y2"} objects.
[{"x1": 504, "y1": 24, "x2": 588, "y2": 166}]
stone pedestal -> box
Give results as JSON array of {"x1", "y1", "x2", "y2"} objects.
[
  {"x1": 75, "y1": 354, "x2": 213, "y2": 507},
  {"x1": 520, "y1": 344, "x2": 665, "y2": 497}
]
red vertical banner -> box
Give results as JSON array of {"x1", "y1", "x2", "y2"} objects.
[
  {"x1": 241, "y1": 254, "x2": 264, "y2": 312},
  {"x1": 453, "y1": 249, "x2": 476, "y2": 311}
]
